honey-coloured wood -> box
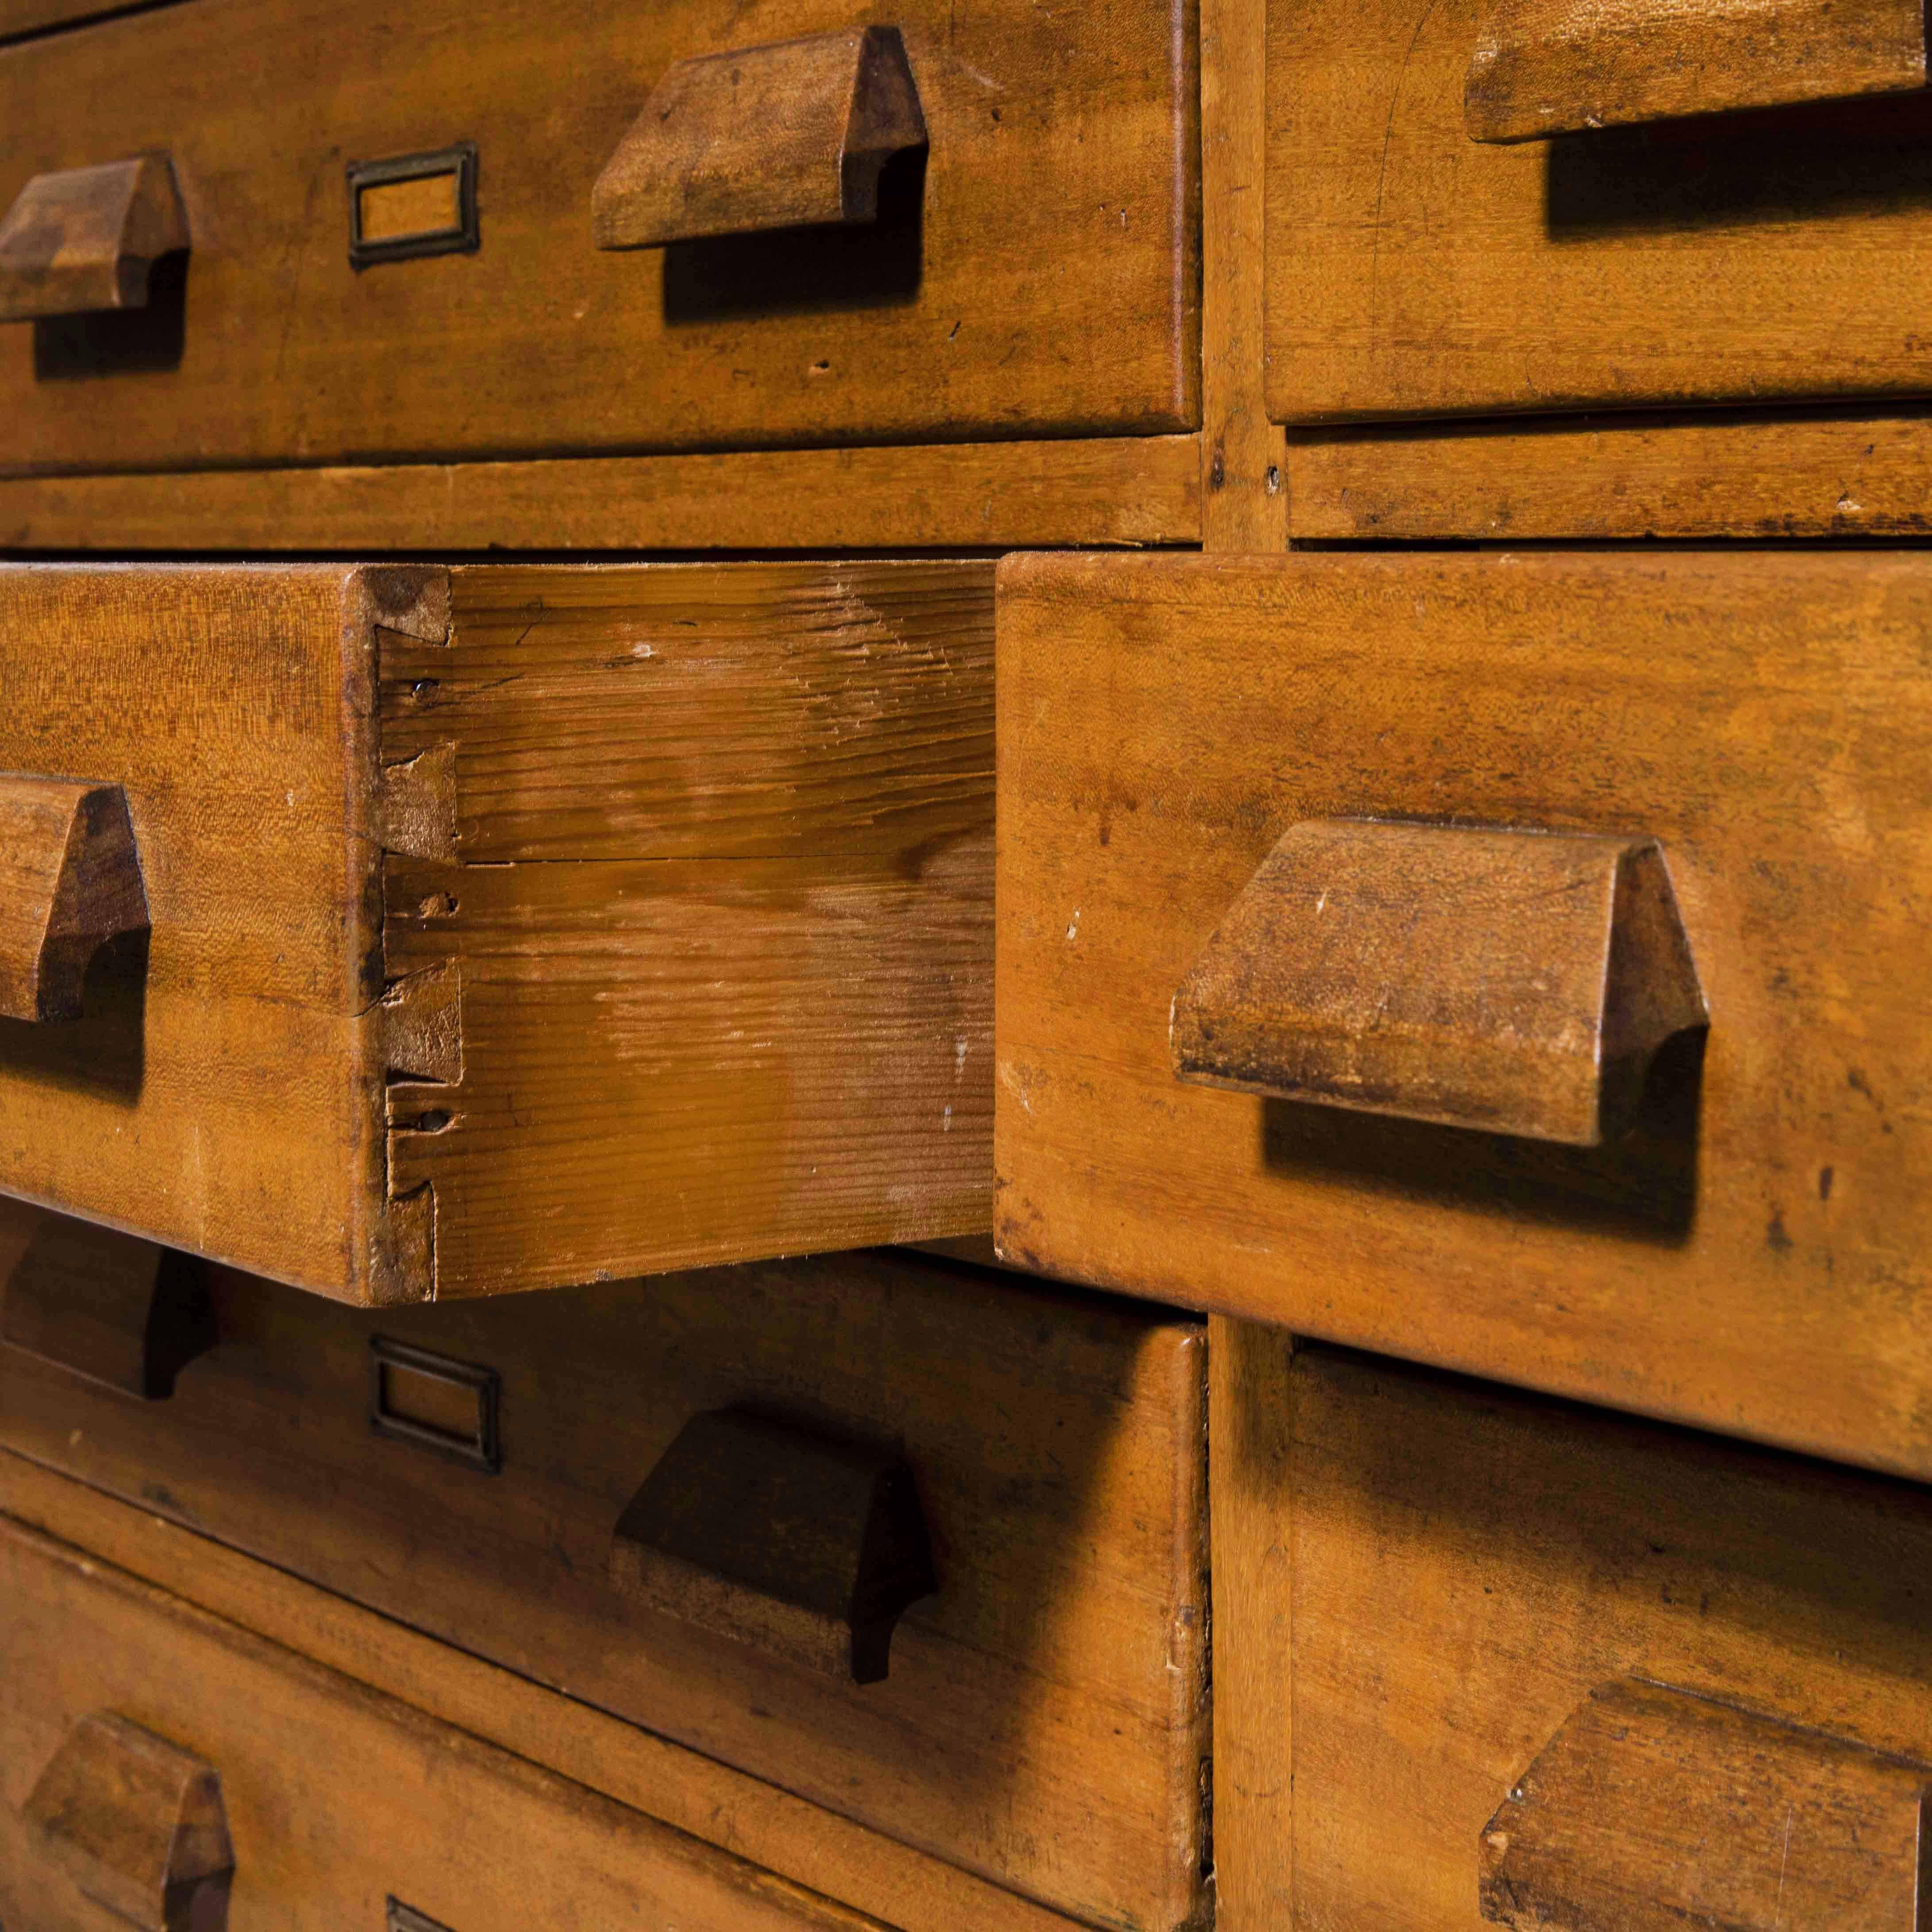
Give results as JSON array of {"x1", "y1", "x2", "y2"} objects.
[
  {"x1": 0, "y1": 0, "x2": 1196, "y2": 474},
  {"x1": 1267, "y1": 0, "x2": 1932, "y2": 421},
  {"x1": 0, "y1": 1242, "x2": 1210, "y2": 1932},
  {"x1": 995, "y1": 550, "x2": 1932, "y2": 1480},
  {"x1": 611, "y1": 1409, "x2": 937, "y2": 1684},
  {"x1": 0, "y1": 1208, "x2": 214, "y2": 1401},
  {"x1": 0, "y1": 154, "x2": 186, "y2": 324},
  {"x1": 1284, "y1": 409, "x2": 1932, "y2": 541},
  {"x1": 1171, "y1": 821, "x2": 1706, "y2": 1145},
  {"x1": 0, "y1": 1513, "x2": 888, "y2": 1932},
  {"x1": 594, "y1": 29, "x2": 927, "y2": 248},
  {"x1": 0, "y1": 777, "x2": 146, "y2": 1024},
  {"x1": 1466, "y1": 0, "x2": 1927, "y2": 142},
  {"x1": 1478, "y1": 1678, "x2": 1932, "y2": 1932},
  {"x1": 22, "y1": 1712, "x2": 232, "y2": 1932},
  {"x1": 0, "y1": 435, "x2": 1203, "y2": 554},
  {"x1": 1267, "y1": 1348, "x2": 1932, "y2": 1932},
  {"x1": 0, "y1": 562, "x2": 993, "y2": 1304}
]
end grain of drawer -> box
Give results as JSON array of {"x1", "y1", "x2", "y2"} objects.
[
  {"x1": 0, "y1": 561, "x2": 992, "y2": 1302},
  {"x1": 0, "y1": 1509, "x2": 891, "y2": 1932},
  {"x1": 0, "y1": 1237, "x2": 1212, "y2": 1932},
  {"x1": 1252, "y1": 1346, "x2": 1932, "y2": 1932},
  {"x1": 995, "y1": 549, "x2": 1932, "y2": 1481},
  {"x1": 0, "y1": 0, "x2": 1196, "y2": 474},
  {"x1": 1268, "y1": 0, "x2": 1932, "y2": 422}
]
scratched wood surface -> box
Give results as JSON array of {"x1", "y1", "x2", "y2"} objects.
[
  {"x1": 1286, "y1": 408, "x2": 1932, "y2": 539},
  {"x1": 995, "y1": 550, "x2": 1932, "y2": 1480},
  {"x1": 0, "y1": 563, "x2": 431, "y2": 1303},
  {"x1": 1279, "y1": 1348, "x2": 1932, "y2": 1932},
  {"x1": 1267, "y1": 0, "x2": 1932, "y2": 421},
  {"x1": 0, "y1": 1511, "x2": 889, "y2": 1932},
  {"x1": 0, "y1": 1237, "x2": 1211, "y2": 1931},
  {"x1": 0, "y1": 0, "x2": 1195, "y2": 475}
]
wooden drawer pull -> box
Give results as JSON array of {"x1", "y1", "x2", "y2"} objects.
[
  {"x1": 610, "y1": 1407, "x2": 937, "y2": 1683},
  {"x1": 1480, "y1": 1678, "x2": 1932, "y2": 1931},
  {"x1": 0, "y1": 1207, "x2": 216, "y2": 1401},
  {"x1": 0, "y1": 154, "x2": 190, "y2": 323},
  {"x1": 1465, "y1": 0, "x2": 1927, "y2": 142},
  {"x1": 1169, "y1": 819, "x2": 1707, "y2": 1146},
  {"x1": 23, "y1": 1712, "x2": 233, "y2": 1930},
  {"x1": 0, "y1": 775, "x2": 148, "y2": 1024},
  {"x1": 592, "y1": 26, "x2": 927, "y2": 248}
]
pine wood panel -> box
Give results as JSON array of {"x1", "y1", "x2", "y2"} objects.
[
  {"x1": 0, "y1": 1511, "x2": 885, "y2": 1932},
  {"x1": 995, "y1": 550, "x2": 1932, "y2": 1480},
  {"x1": 1279, "y1": 1348, "x2": 1932, "y2": 1932},
  {"x1": 0, "y1": 1238, "x2": 1212, "y2": 1932},
  {"x1": 0, "y1": 1449, "x2": 1083, "y2": 1932},
  {"x1": 0, "y1": 0, "x2": 1196, "y2": 476},
  {"x1": 1266, "y1": 0, "x2": 1932, "y2": 422},
  {"x1": 0, "y1": 436, "x2": 1203, "y2": 552},
  {"x1": 1287, "y1": 409, "x2": 1932, "y2": 539}
]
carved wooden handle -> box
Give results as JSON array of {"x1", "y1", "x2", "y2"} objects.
[
  {"x1": 592, "y1": 26, "x2": 927, "y2": 248},
  {"x1": 0, "y1": 1202, "x2": 215, "y2": 1401},
  {"x1": 23, "y1": 1712, "x2": 233, "y2": 1930},
  {"x1": 0, "y1": 776, "x2": 148, "y2": 1023},
  {"x1": 1170, "y1": 819, "x2": 1707, "y2": 1146},
  {"x1": 1480, "y1": 1679, "x2": 1931, "y2": 1931},
  {"x1": 610, "y1": 1407, "x2": 937, "y2": 1683},
  {"x1": 1466, "y1": 0, "x2": 1927, "y2": 142},
  {"x1": 0, "y1": 154, "x2": 189, "y2": 323}
]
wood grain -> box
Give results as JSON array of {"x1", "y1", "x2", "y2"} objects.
[
  {"x1": 0, "y1": 1512, "x2": 887, "y2": 1932},
  {"x1": 1279, "y1": 1348, "x2": 1932, "y2": 1932},
  {"x1": 1466, "y1": 0, "x2": 1927, "y2": 142},
  {"x1": 0, "y1": 1235, "x2": 1212, "y2": 1932},
  {"x1": 1267, "y1": 0, "x2": 1932, "y2": 420},
  {"x1": 1206, "y1": 1317, "x2": 1295, "y2": 1932},
  {"x1": 593, "y1": 28, "x2": 927, "y2": 246},
  {"x1": 1478, "y1": 1678, "x2": 1931, "y2": 1932},
  {"x1": 0, "y1": 153, "x2": 186, "y2": 322},
  {"x1": 0, "y1": 1449, "x2": 1082, "y2": 1932},
  {"x1": 1170, "y1": 822, "x2": 1706, "y2": 1146},
  {"x1": 0, "y1": 777, "x2": 146, "y2": 1024},
  {"x1": 1286, "y1": 409, "x2": 1932, "y2": 539},
  {"x1": 1199, "y1": 0, "x2": 1287, "y2": 550},
  {"x1": 0, "y1": 0, "x2": 1195, "y2": 473},
  {"x1": 0, "y1": 435, "x2": 1202, "y2": 553},
  {"x1": 380, "y1": 562, "x2": 994, "y2": 1297},
  {"x1": 994, "y1": 550, "x2": 1932, "y2": 1480}
]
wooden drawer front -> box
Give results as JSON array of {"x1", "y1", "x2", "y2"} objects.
[
  {"x1": 1274, "y1": 1347, "x2": 1932, "y2": 1932},
  {"x1": 0, "y1": 1239, "x2": 1211, "y2": 1932},
  {"x1": 0, "y1": 0, "x2": 1194, "y2": 477},
  {"x1": 1267, "y1": 0, "x2": 1932, "y2": 423},
  {"x1": 996, "y1": 550, "x2": 1932, "y2": 1480},
  {"x1": 0, "y1": 1511, "x2": 882, "y2": 1932},
  {"x1": 0, "y1": 561, "x2": 991, "y2": 1303}
]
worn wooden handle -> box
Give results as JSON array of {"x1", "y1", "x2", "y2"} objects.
[
  {"x1": 1480, "y1": 1678, "x2": 1931, "y2": 1931},
  {"x1": 1466, "y1": 0, "x2": 1928, "y2": 141},
  {"x1": 0, "y1": 775, "x2": 148, "y2": 1023},
  {"x1": 1170, "y1": 819, "x2": 1707, "y2": 1145},
  {"x1": 610, "y1": 1407, "x2": 937, "y2": 1683},
  {"x1": 0, "y1": 154, "x2": 189, "y2": 323},
  {"x1": 23, "y1": 1712, "x2": 233, "y2": 1930},
  {"x1": 592, "y1": 26, "x2": 927, "y2": 247}
]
